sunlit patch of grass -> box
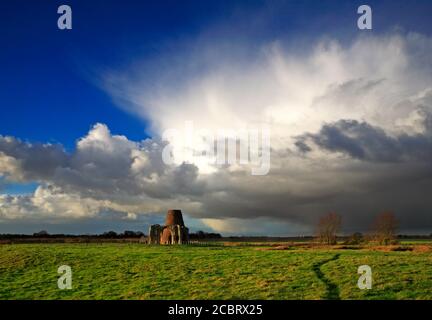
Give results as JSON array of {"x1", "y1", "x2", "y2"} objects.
[{"x1": 0, "y1": 244, "x2": 430, "y2": 300}]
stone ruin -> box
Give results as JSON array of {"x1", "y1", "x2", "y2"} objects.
[{"x1": 148, "y1": 210, "x2": 189, "y2": 245}]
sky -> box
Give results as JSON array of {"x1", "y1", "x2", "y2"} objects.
[{"x1": 1, "y1": 0, "x2": 432, "y2": 235}]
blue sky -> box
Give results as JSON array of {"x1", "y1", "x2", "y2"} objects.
[{"x1": 1, "y1": 1, "x2": 432, "y2": 235}]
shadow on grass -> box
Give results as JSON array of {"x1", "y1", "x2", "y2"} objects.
[{"x1": 312, "y1": 253, "x2": 341, "y2": 300}]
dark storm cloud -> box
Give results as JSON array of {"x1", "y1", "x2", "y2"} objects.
[
  {"x1": 0, "y1": 136, "x2": 68, "y2": 181},
  {"x1": 295, "y1": 114, "x2": 432, "y2": 162}
]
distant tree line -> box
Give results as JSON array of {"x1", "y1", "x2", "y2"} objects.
[
  {"x1": 189, "y1": 230, "x2": 222, "y2": 240},
  {"x1": 315, "y1": 211, "x2": 429, "y2": 246},
  {"x1": 0, "y1": 230, "x2": 223, "y2": 240},
  {"x1": 1, "y1": 217, "x2": 430, "y2": 244},
  {"x1": 0, "y1": 230, "x2": 145, "y2": 239}
]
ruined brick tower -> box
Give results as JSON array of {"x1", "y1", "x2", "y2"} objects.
[{"x1": 148, "y1": 210, "x2": 189, "y2": 244}]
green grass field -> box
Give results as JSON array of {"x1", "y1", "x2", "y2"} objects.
[{"x1": 1, "y1": 244, "x2": 431, "y2": 300}]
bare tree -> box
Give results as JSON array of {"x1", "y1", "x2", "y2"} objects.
[
  {"x1": 316, "y1": 212, "x2": 342, "y2": 245},
  {"x1": 372, "y1": 211, "x2": 398, "y2": 245}
]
